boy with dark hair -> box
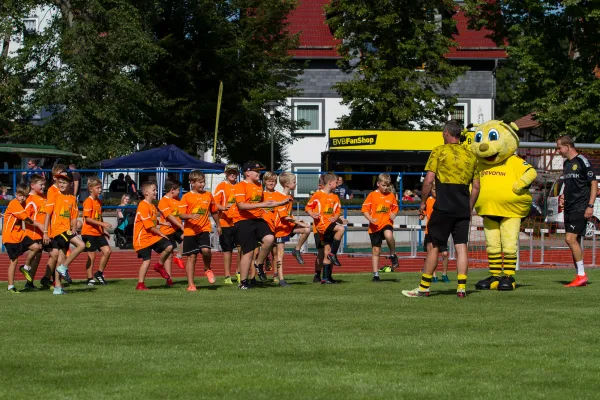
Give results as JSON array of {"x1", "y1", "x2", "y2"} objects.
[
  {"x1": 233, "y1": 162, "x2": 288, "y2": 289},
  {"x1": 158, "y1": 178, "x2": 185, "y2": 278},
  {"x1": 362, "y1": 173, "x2": 399, "y2": 282},
  {"x1": 81, "y1": 176, "x2": 112, "y2": 286},
  {"x1": 3, "y1": 183, "x2": 44, "y2": 293},
  {"x1": 179, "y1": 171, "x2": 220, "y2": 291},
  {"x1": 134, "y1": 181, "x2": 173, "y2": 290},
  {"x1": 213, "y1": 164, "x2": 241, "y2": 284},
  {"x1": 306, "y1": 172, "x2": 345, "y2": 284}
]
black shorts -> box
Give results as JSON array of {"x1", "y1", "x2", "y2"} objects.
[
  {"x1": 320, "y1": 223, "x2": 337, "y2": 245},
  {"x1": 219, "y1": 226, "x2": 238, "y2": 252},
  {"x1": 235, "y1": 219, "x2": 273, "y2": 254},
  {"x1": 4, "y1": 236, "x2": 36, "y2": 260},
  {"x1": 565, "y1": 210, "x2": 587, "y2": 236},
  {"x1": 182, "y1": 232, "x2": 211, "y2": 255},
  {"x1": 369, "y1": 225, "x2": 393, "y2": 247},
  {"x1": 52, "y1": 230, "x2": 77, "y2": 251},
  {"x1": 275, "y1": 232, "x2": 296, "y2": 244},
  {"x1": 167, "y1": 230, "x2": 183, "y2": 247},
  {"x1": 313, "y1": 233, "x2": 324, "y2": 249},
  {"x1": 32, "y1": 238, "x2": 54, "y2": 253},
  {"x1": 82, "y1": 235, "x2": 110, "y2": 252},
  {"x1": 427, "y1": 210, "x2": 470, "y2": 247},
  {"x1": 424, "y1": 234, "x2": 448, "y2": 253},
  {"x1": 137, "y1": 238, "x2": 172, "y2": 261}
]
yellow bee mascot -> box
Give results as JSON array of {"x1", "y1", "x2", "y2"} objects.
[{"x1": 471, "y1": 120, "x2": 537, "y2": 290}]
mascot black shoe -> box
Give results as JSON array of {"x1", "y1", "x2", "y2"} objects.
[
  {"x1": 497, "y1": 275, "x2": 516, "y2": 291},
  {"x1": 475, "y1": 275, "x2": 501, "y2": 290}
]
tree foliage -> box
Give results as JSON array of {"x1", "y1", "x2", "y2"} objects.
[
  {"x1": 325, "y1": 0, "x2": 468, "y2": 130},
  {"x1": 464, "y1": 0, "x2": 600, "y2": 142}
]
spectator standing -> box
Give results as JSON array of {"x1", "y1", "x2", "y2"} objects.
[
  {"x1": 125, "y1": 175, "x2": 138, "y2": 195},
  {"x1": 22, "y1": 159, "x2": 45, "y2": 182},
  {"x1": 334, "y1": 176, "x2": 353, "y2": 200},
  {"x1": 69, "y1": 163, "x2": 82, "y2": 201},
  {"x1": 109, "y1": 173, "x2": 127, "y2": 193}
]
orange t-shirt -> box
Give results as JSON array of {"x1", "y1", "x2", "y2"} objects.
[
  {"x1": 361, "y1": 190, "x2": 398, "y2": 233},
  {"x1": 179, "y1": 191, "x2": 216, "y2": 236},
  {"x1": 262, "y1": 191, "x2": 288, "y2": 232},
  {"x1": 2, "y1": 199, "x2": 28, "y2": 244},
  {"x1": 214, "y1": 181, "x2": 238, "y2": 228},
  {"x1": 51, "y1": 193, "x2": 76, "y2": 237},
  {"x1": 274, "y1": 193, "x2": 295, "y2": 237},
  {"x1": 25, "y1": 193, "x2": 48, "y2": 241},
  {"x1": 305, "y1": 190, "x2": 325, "y2": 234},
  {"x1": 158, "y1": 196, "x2": 181, "y2": 236},
  {"x1": 424, "y1": 196, "x2": 436, "y2": 234},
  {"x1": 233, "y1": 180, "x2": 263, "y2": 222},
  {"x1": 82, "y1": 196, "x2": 103, "y2": 236},
  {"x1": 306, "y1": 191, "x2": 340, "y2": 235},
  {"x1": 133, "y1": 200, "x2": 161, "y2": 251},
  {"x1": 44, "y1": 184, "x2": 61, "y2": 229}
]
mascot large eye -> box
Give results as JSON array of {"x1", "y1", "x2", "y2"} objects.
[
  {"x1": 474, "y1": 131, "x2": 483, "y2": 143},
  {"x1": 488, "y1": 129, "x2": 499, "y2": 141}
]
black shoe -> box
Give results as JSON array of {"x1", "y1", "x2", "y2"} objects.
[
  {"x1": 255, "y1": 264, "x2": 267, "y2": 282},
  {"x1": 40, "y1": 276, "x2": 53, "y2": 289},
  {"x1": 312, "y1": 274, "x2": 321, "y2": 283},
  {"x1": 291, "y1": 249, "x2": 305, "y2": 265},
  {"x1": 372, "y1": 275, "x2": 381, "y2": 283},
  {"x1": 249, "y1": 277, "x2": 259, "y2": 287},
  {"x1": 86, "y1": 278, "x2": 96, "y2": 287},
  {"x1": 327, "y1": 276, "x2": 339, "y2": 284},
  {"x1": 497, "y1": 275, "x2": 516, "y2": 291},
  {"x1": 23, "y1": 282, "x2": 39, "y2": 291},
  {"x1": 475, "y1": 276, "x2": 501, "y2": 290},
  {"x1": 321, "y1": 278, "x2": 336, "y2": 284},
  {"x1": 390, "y1": 254, "x2": 399, "y2": 270},
  {"x1": 327, "y1": 253, "x2": 341, "y2": 267},
  {"x1": 94, "y1": 271, "x2": 107, "y2": 285}
]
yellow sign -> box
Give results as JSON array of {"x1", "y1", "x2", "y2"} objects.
[{"x1": 329, "y1": 130, "x2": 444, "y2": 151}]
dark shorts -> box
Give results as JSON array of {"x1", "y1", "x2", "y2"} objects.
[
  {"x1": 320, "y1": 223, "x2": 337, "y2": 246},
  {"x1": 137, "y1": 238, "x2": 172, "y2": 261},
  {"x1": 275, "y1": 232, "x2": 296, "y2": 244},
  {"x1": 424, "y1": 234, "x2": 448, "y2": 253},
  {"x1": 428, "y1": 210, "x2": 470, "y2": 247},
  {"x1": 82, "y1": 235, "x2": 110, "y2": 252},
  {"x1": 369, "y1": 225, "x2": 393, "y2": 247},
  {"x1": 32, "y1": 238, "x2": 54, "y2": 253},
  {"x1": 4, "y1": 236, "x2": 37, "y2": 260},
  {"x1": 219, "y1": 226, "x2": 238, "y2": 252},
  {"x1": 182, "y1": 232, "x2": 211, "y2": 255},
  {"x1": 313, "y1": 232, "x2": 324, "y2": 249},
  {"x1": 565, "y1": 210, "x2": 587, "y2": 236},
  {"x1": 235, "y1": 219, "x2": 273, "y2": 254},
  {"x1": 52, "y1": 230, "x2": 77, "y2": 251},
  {"x1": 167, "y1": 230, "x2": 183, "y2": 247}
]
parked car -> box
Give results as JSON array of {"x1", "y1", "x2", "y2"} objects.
[{"x1": 545, "y1": 175, "x2": 600, "y2": 237}]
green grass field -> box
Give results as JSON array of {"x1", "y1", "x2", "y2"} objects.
[{"x1": 2, "y1": 269, "x2": 600, "y2": 399}]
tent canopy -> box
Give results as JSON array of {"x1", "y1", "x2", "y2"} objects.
[{"x1": 99, "y1": 145, "x2": 225, "y2": 170}]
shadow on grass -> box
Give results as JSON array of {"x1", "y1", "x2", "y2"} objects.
[
  {"x1": 431, "y1": 289, "x2": 477, "y2": 296},
  {"x1": 61, "y1": 287, "x2": 98, "y2": 294}
]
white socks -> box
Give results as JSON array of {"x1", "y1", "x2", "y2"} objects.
[{"x1": 576, "y1": 260, "x2": 585, "y2": 276}]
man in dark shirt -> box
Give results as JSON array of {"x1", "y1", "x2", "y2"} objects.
[
  {"x1": 334, "y1": 176, "x2": 353, "y2": 200},
  {"x1": 403, "y1": 120, "x2": 478, "y2": 298},
  {"x1": 69, "y1": 163, "x2": 82, "y2": 201},
  {"x1": 109, "y1": 173, "x2": 127, "y2": 193},
  {"x1": 557, "y1": 135, "x2": 597, "y2": 287}
]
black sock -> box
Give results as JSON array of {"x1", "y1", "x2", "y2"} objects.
[
  {"x1": 323, "y1": 265, "x2": 331, "y2": 280},
  {"x1": 331, "y1": 240, "x2": 341, "y2": 254},
  {"x1": 241, "y1": 279, "x2": 249, "y2": 286}
]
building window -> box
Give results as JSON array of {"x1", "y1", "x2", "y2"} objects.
[
  {"x1": 292, "y1": 99, "x2": 325, "y2": 135},
  {"x1": 23, "y1": 18, "x2": 37, "y2": 39},
  {"x1": 451, "y1": 103, "x2": 469, "y2": 127},
  {"x1": 292, "y1": 164, "x2": 321, "y2": 197}
]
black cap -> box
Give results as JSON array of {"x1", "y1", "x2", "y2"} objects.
[
  {"x1": 54, "y1": 171, "x2": 73, "y2": 182},
  {"x1": 242, "y1": 162, "x2": 265, "y2": 172}
]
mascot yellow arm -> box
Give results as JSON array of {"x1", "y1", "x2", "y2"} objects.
[{"x1": 512, "y1": 168, "x2": 538, "y2": 195}]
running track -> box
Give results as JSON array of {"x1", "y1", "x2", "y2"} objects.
[{"x1": 0, "y1": 249, "x2": 581, "y2": 282}]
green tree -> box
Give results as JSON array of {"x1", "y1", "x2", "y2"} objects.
[
  {"x1": 326, "y1": 0, "x2": 468, "y2": 130},
  {"x1": 464, "y1": 0, "x2": 600, "y2": 142}
]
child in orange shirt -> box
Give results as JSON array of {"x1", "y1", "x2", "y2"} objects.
[
  {"x1": 2, "y1": 183, "x2": 44, "y2": 293},
  {"x1": 23, "y1": 174, "x2": 51, "y2": 290},
  {"x1": 213, "y1": 164, "x2": 241, "y2": 285},
  {"x1": 134, "y1": 181, "x2": 173, "y2": 291},
  {"x1": 81, "y1": 176, "x2": 112, "y2": 286},
  {"x1": 421, "y1": 184, "x2": 450, "y2": 283},
  {"x1": 361, "y1": 173, "x2": 399, "y2": 282},
  {"x1": 305, "y1": 175, "x2": 326, "y2": 282},
  {"x1": 47, "y1": 172, "x2": 86, "y2": 294},
  {"x1": 158, "y1": 179, "x2": 185, "y2": 277},
  {"x1": 305, "y1": 172, "x2": 345, "y2": 284},
  {"x1": 179, "y1": 170, "x2": 220, "y2": 291}
]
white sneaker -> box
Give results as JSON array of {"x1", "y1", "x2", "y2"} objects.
[{"x1": 401, "y1": 287, "x2": 430, "y2": 298}]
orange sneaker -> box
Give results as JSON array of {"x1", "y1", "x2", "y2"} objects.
[
  {"x1": 174, "y1": 256, "x2": 185, "y2": 269},
  {"x1": 205, "y1": 269, "x2": 216, "y2": 284},
  {"x1": 186, "y1": 285, "x2": 197, "y2": 292},
  {"x1": 565, "y1": 274, "x2": 588, "y2": 287}
]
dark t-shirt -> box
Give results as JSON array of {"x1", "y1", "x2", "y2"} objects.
[
  {"x1": 109, "y1": 179, "x2": 127, "y2": 192},
  {"x1": 563, "y1": 154, "x2": 597, "y2": 212},
  {"x1": 334, "y1": 184, "x2": 352, "y2": 199},
  {"x1": 71, "y1": 171, "x2": 82, "y2": 196}
]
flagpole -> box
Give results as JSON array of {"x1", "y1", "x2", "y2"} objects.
[{"x1": 211, "y1": 81, "x2": 223, "y2": 190}]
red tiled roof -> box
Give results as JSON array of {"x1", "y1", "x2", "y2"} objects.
[
  {"x1": 287, "y1": 2, "x2": 506, "y2": 60},
  {"x1": 514, "y1": 113, "x2": 541, "y2": 130}
]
